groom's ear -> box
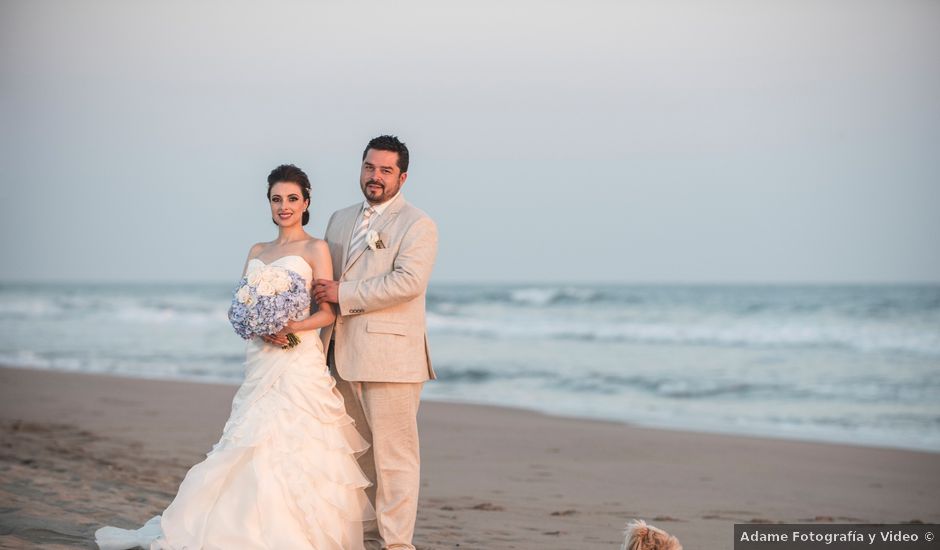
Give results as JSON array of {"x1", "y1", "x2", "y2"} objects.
[{"x1": 399, "y1": 172, "x2": 408, "y2": 186}]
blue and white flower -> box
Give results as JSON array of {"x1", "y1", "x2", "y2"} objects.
[{"x1": 228, "y1": 265, "x2": 310, "y2": 348}]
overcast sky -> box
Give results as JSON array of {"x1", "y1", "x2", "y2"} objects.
[{"x1": 1, "y1": 0, "x2": 938, "y2": 284}]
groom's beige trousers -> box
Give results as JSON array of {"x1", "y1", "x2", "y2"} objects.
[{"x1": 328, "y1": 345, "x2": 423, "y2": 550}]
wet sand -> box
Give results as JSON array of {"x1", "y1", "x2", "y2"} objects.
[{"x1": 1, "y1": 365, "x2": 938, "y2": 549}]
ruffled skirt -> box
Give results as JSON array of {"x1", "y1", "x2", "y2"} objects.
[{"x1": 95, "y1": 331, "x2": 374, "y2": 550}]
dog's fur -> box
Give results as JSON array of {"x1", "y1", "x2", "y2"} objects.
[{"x1": 620, "y1": 519, "x2": 683, "y2": 550}]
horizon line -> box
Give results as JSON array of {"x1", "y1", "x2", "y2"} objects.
[{"x1": 2, "y1": 279, "x2": 939, "y2": 287}]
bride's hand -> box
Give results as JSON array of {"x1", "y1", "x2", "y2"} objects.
[{"x1": 261, "y1": 322, "x2": 296, "y2": 347}]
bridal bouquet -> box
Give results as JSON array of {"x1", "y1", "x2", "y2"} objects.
[{"x1": 228, "y1": 265, "x2": 311, "y2": 349}]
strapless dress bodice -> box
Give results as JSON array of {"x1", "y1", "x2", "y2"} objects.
[{"x1": 247, "y1": 255, "x2": 313, "y2": 290}]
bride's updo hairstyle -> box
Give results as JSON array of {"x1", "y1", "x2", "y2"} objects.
[{"x1": 267, "y1": 164, "x2": 311, "y2": 226}]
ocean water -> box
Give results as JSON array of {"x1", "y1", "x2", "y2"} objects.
[{"x1": 1, "y1": 282, "x2": 938, "y2": 452}]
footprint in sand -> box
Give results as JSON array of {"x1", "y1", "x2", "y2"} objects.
[{"x1": 470, "y1": 502, "x2": 504, "y2": 511}]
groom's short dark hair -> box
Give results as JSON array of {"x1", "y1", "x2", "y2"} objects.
[{"x1": 363, "y1": 135, "x2": 409, "y2": 173}]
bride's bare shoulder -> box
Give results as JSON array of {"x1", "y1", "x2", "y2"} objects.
[
  {"x1": 301, "y1": 238, "x2": 332, "y2": 271},
  {"x1": 300, "y1": 236, "x2": 325, "y2": 250},
  {"x1": 247, "y1": 241, "x2": 270, "y2": 259},
  {"x1": 302, "y1": 238, "x2": 330, "y2": 258}
]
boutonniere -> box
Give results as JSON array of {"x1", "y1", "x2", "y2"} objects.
[{"x1": 366, "y1": 230, "x2": 386, "y2": 250}]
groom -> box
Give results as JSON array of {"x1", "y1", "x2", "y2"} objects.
[{"x1": 314, "y1": 135, "x2": 438, "y2": 550}]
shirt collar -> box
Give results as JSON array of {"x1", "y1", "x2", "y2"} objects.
[{"x1": 362, "y1": 189, "x2": 402, "y2": 217}]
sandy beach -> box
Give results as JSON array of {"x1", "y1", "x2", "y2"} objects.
[{"x1": 1, "y1": 365, "x2": 938, "y2": 549}]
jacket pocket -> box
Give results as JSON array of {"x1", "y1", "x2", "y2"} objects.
[{"x1": 366, "y1": 320, "x2": 408, "y2": 336}]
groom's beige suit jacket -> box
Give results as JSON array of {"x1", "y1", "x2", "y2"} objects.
[{"x1": 319, "y1": 195, "x2": 438, "y2": 383}]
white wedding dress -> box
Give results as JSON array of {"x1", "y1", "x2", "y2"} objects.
[{"x1": 96, "y1": 256, "x2": 374, "y2": 550}]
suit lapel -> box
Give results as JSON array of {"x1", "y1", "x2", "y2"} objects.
[
  {"x1": 336, "y1": 207, "x2": 359, "y2": 276},
  {"x1": 341, "y1": 197, "x2": 406, "y2": 277},
  {"x1": 369, "y1": 208, "x2": 401, "y2": 243}
]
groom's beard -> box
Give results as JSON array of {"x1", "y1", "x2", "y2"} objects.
[{"x1": 364, "y1": 179, "x2": 388, "y2": 202}]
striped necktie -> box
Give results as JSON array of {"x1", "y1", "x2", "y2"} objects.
[{"x1": 346, "y1": 206, "x2": 376, "y2": 267}]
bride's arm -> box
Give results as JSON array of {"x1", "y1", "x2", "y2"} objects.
[{"x1": 284, "y1": 240, "x2": 336, "y2": 332}]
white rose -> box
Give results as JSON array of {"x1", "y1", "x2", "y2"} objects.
[
  {"x1": 366, "y1": 230, "x2": 380, "y2": 250},
  {"x1": 236, "y1": 285, "x2": 252, "y2": 304},
  {"x1": 259, "y1": 267, "x2": 276, "y2": 283},
  {"x1": 273, "y1": 274, "x2": 291, "y2": 293},
  {"x1": 246, "y1": 268, "x2": 263, "y2": 286},
  {"x1": 245, "y1": 293, "x2": 257, "y2": 307},
  {"x1": 256, "y1": 280, "x2": 276, "y2": 297}
]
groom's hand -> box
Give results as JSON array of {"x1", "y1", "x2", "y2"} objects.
[{"x1": 314, "y1": 279, "x2": 339, "y2": 304}]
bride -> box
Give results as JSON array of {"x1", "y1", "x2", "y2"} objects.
[{"x1": 95, "y1": 164, "x2": 374, "y2": 549}]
